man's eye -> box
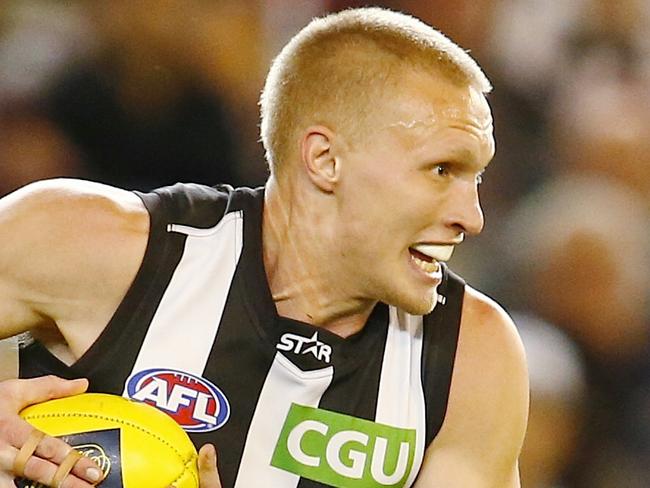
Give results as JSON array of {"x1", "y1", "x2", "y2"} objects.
[{"x1": 435, "y1": 164, "x2": 448, "y2": 176}]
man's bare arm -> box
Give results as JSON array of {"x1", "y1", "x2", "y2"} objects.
[
  {"x1": 0, "y1": 178, "x2": 149, "y2": 354},
  {"x1": 0, "y1": 179, "x2": 150, "y2": 486},
  {"x1": 0, "y1": 180, "x2": 223, "y2": 487},
  {"x1": 415, "y1": 287, "x2": 529, "y2": 487}
]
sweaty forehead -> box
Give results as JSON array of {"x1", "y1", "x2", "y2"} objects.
[
  {"x1": 387, "y1": 79, "x2": 492, "y2": 129},
  {"x1": 382, "y1": 84, "x2": 493, "y2": 144},
  {"x1": 367, "y1": 68, "x2": 488, "y2": 132},
  {"x1": 370, "y1": 77, "x2": 495, "y2": 165}
]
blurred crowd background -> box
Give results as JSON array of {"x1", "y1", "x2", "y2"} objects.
[{"x1": 1, "y1": 1, "x2": 649, "y2": 486}]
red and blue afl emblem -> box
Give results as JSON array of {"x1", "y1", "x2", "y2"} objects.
[{"x1": 126, "y1": 368, "x2": 230, "y2": 432}]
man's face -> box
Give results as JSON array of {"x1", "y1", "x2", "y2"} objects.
[{"x1": 332, "y1": 72, "x2": 494, "y2": 315}]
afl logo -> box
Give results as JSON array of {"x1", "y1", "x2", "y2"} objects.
[{"x1": 126, "y1": 368, "x2": 230, "y2": 433}]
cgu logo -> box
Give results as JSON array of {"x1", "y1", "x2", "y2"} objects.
[
  {"x1": 125, "y1": 368, "x2": 230, "y2": 432},
  {"x1": 272, "y1": 404, "x2": 416, "y2": 488},
  {"x1": 276, "y1": 331, "x2": 332, "y2": 363}
]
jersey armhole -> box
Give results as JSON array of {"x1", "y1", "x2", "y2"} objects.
[{"x1": 67, "y1": 189, "x2": 175, "y2": 376}]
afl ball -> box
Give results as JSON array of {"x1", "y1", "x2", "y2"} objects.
[{"x1": 17, "y1": 393, "x2": 199, "y2": 487}]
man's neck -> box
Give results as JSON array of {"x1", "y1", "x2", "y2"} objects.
[{"x1": 262, "y1": 178, "x2": 375, "y2": 338}]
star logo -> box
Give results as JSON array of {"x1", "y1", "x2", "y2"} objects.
[
  {"x1": 300, "y1": 332, "x2": 323, "y2": 359},
  {"x1": 277, "y1": 331, "x2": 332, "y2": 363}
]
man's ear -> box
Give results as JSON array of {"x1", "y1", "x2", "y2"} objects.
[{"x1": 300, "y1": 126, "x2": 341, "y2": 193}]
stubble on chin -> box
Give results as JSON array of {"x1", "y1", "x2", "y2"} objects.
[{"x1": 386, "y1": 287, "x2": 439, "y2": 316}]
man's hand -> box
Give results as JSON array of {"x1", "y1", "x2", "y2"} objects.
[
  {"x1": 168, "y1": 444, "x2": 221, "y2": 488},
  {"x1": 0, "y1": 376, "x2": 104, "y2": 487},
  {"x1": 197, "y1": 444, "x2": 221, "y2": 488}
]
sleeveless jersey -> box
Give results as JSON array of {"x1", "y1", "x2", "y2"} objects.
[{"x1": 20, "y1": 183, "x2": 466, "y2": 488}]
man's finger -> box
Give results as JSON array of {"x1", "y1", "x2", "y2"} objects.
[
  {"x1": 12, "y1": 428, "x2": 104, "y2": 483},
  {"x1": 0, "y1": 377, "x2": 103, "y2": 486},
  {"x1": 198, "y1": 444, "x2": 221, "y2": 488},
  {"x1": 0, "y1": 376, "x2": 88, "y2": 413},
  {"x1": 0, "y1": 441, "x2": 102, "y2": 488}
]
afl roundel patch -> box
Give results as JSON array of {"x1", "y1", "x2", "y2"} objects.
[{"x1": 125, "y1": 368, "x2": 230, "y2": 432}]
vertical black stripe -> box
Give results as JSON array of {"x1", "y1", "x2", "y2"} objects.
[
  {"x1": 422, "y1": 268, "x2": 465, "y2": 445},
  {"x1": 193, "y1": 187, "x2": 279, "y2": 487},
  {"x1": 194, "y1": 279, "x2": 278, "y2": 488}
]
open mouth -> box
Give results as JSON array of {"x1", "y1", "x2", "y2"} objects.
[
  {"x1": 409, "y1": 247, "x2": 439, "y2": 274},
  {"x1": 408, "y1": 244, "x2": 455, "y2": 275}
]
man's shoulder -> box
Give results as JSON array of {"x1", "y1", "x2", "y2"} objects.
[
  {"x1": 1, "y1": 178, "x2": 148, "y2": 240},
  {"x1": 456, "y1": 286, "x2": 527, "y2": 397},
  {"x1": 460, "y1": 286, "x2": 520, "y2": 345},
  {"x1": 135, "y1": 182, "x2": 264, "y2": 228},
  {"x1": 0, "y1": 179, "x2": 151, "y2": 344}
]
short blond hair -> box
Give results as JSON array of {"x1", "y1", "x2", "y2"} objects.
[{"x1": 259, "y1": 7, "x2": 492, "y2": 174}]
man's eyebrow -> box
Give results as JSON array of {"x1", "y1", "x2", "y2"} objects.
[
  {"x1": 443, "y1": 147, "x2": 478, "y2": 165},
  {"x1": 442, "y1": 147, "x2": 493, "y2": 172}
]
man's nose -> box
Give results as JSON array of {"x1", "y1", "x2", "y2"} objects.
[{"x1": 443, "y1": 179, "x2": 484, "y2": 236}]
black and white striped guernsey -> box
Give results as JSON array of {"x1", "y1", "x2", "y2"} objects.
[{"x1": 20, "y1": 183, "x2": 466, "y2": 488}]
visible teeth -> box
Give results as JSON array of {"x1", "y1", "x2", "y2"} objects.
[
  {"x1": 411, "y1": 254, "x2": 440, "y2": 274},
  {"x1": 412, "y1": 244, "x2": 455, "y2": 262}
]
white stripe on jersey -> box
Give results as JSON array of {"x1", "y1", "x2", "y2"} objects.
[
  {"x1": 234, "y1": 352, "x2": 333, "y2": 488},
  {"x1": 375, "y1": 307, "x2": 426, "y2": 487},
  {"x1": 123, "y1": 210, "x2": 244, "y2": 385}
]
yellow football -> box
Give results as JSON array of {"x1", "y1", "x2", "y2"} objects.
[{"x1": 18, "y1": 393, "x2": 199, "y2": 487}]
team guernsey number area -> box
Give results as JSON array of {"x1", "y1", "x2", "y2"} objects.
[{"x1": 272, "y1": 404, "x2": 416, "y2": 487}]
